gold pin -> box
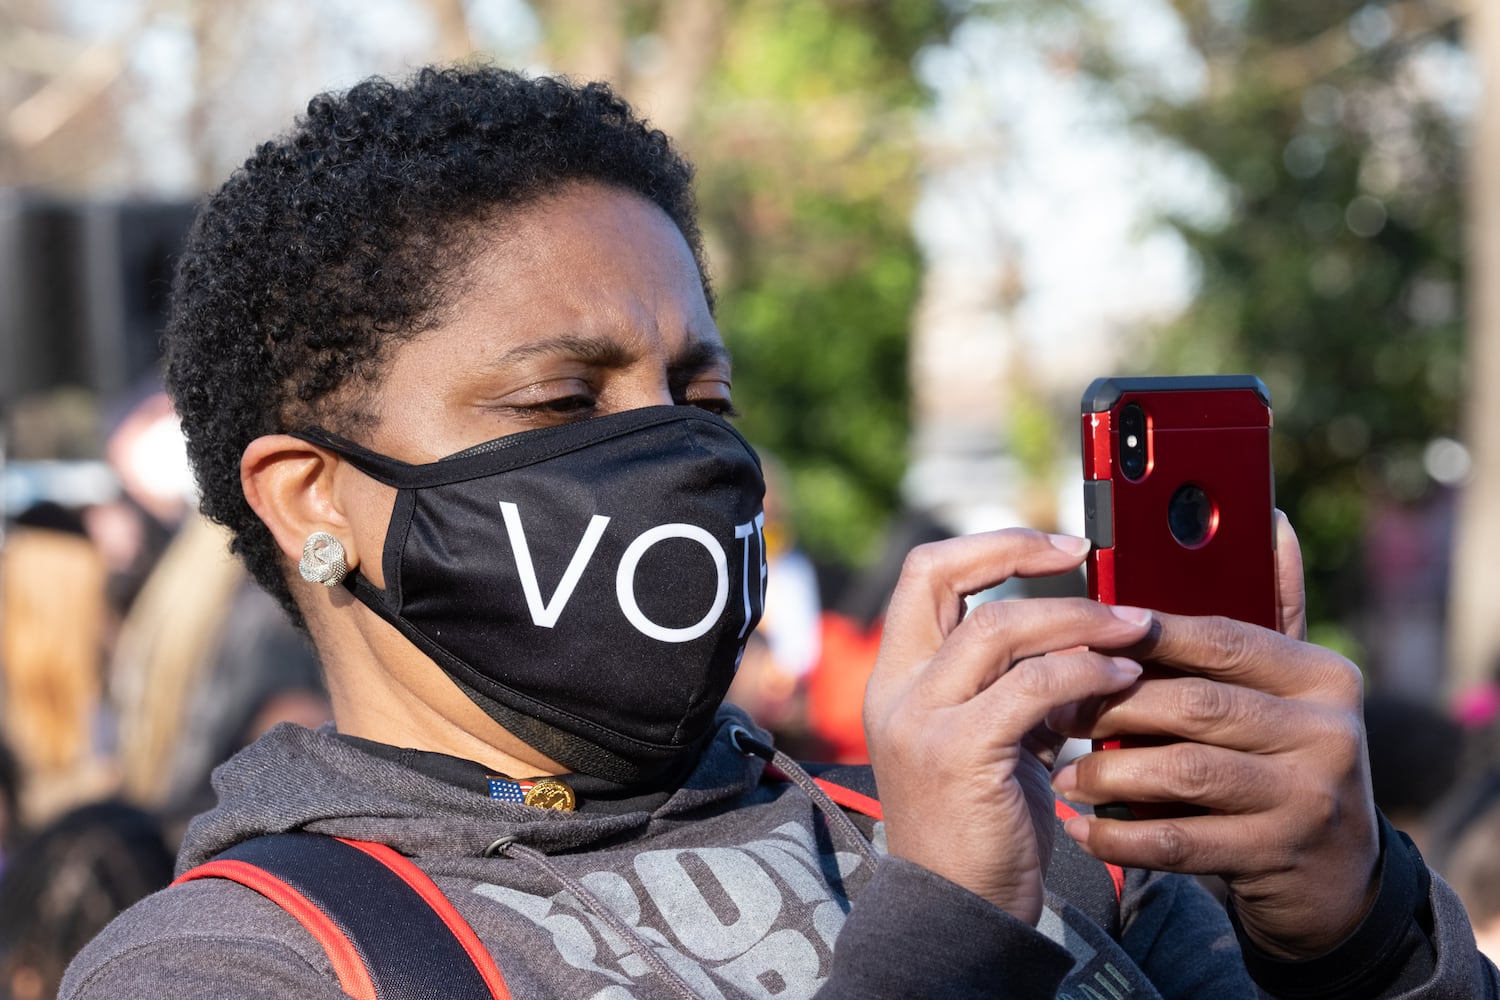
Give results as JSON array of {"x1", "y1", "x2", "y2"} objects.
[{"x1": 523, "y1": 778, "x2": 577, "y2": 812}]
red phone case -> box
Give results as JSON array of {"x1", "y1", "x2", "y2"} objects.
[{"x1": 1080, "y1": 375, "x2": 1277, "y2": 818}]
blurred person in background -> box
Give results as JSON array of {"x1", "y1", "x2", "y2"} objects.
[
  {"x1": 724, "y1": 453, "x2": 821, "y2": 751},
  {"x1": 109, "y1": 511, "x2": 328, "y2": 838},
  {"x1": 0, "y1": 800, "x2": 173, "y2": 1000},
  {"x1": 1363, "y1": 691, "x2": 1466, "y2": 856},
  {"x1": 1424, "y1": 658, "x2": 1500, "y2": 879},
  {"x1": 804, "y1": 509, "x2": 950, "y2": 763},
  {"x1": 0, "y1": 503, "x2": 116, "y2": 825},
  {"x1": 0, "y1": 739, "x2": 19, "y2": 878},
  {"x1": 83, "y1": 382, "x2": 196, "y2": 621}
]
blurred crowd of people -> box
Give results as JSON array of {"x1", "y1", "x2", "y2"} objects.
[
  {"x1": 4, "y1": 382, "x2": 1500, "y2": 996},
  {"x1": 0, "y1": 384, "x2": 328, "y2": 1000}
]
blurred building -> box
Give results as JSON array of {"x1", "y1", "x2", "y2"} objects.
[{"x1": 0, "y1": 197, "x2": 195, "y2": 518}]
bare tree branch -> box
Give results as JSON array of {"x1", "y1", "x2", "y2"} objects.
[
  {"x1": 627, "y1": 0, "x2": 728, "y2": 139},
  {"x1": 423, "y1": 0, "x2": 475, "y2": 63},
  {"x1": 4, "y1": 0, "x2": 161, "y2": 152},
  {"x1": 1256, "y1": 0, "x2": 1465, "y2": 93},
  {"x1": 7, "y1": 37, "x2": 126, "y2": 148}
]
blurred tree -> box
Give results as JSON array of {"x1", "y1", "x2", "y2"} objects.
[
  {"x1": 4, "y1": 0, "x2": 951, "y2": 571},
  {"x1": 537, "y1": 0, "x2": 954, "y2": 567},
  {"x1": 0, "y1": 0, "x2": 135, "y2": 191},
  {"x1": 1066, "y1": 0, "x2": 1471, "y2": 649}
]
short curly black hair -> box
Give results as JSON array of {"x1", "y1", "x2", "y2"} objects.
[{"x1": 164, "y1": 65, "x2": 709, "y2": 624}]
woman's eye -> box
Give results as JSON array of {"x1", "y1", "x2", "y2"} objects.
[
  {"x1": 680, "y1": 394, "x2": 738, "y2": 418},
  {"x1": 674, "y1": 378, "x2": 737, "y2": 418},
  {"x1": 534, "y1": 394, "x2": 597, "y2": 414}
]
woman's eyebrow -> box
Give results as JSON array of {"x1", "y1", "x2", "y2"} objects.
[
  {"x1": 670, "y1": 339, "x2": 733, "y2": 375},
  {"x1": 487, "y1": 335, "x2": 636, "y2": 369},
  {"x1": 482, "y1": 335, "x2": 731, "y2": 374}
]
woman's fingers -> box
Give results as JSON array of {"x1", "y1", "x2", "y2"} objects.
[
  {"x1": 1061, "y1": 810, "x2": 1308, "y2": 878},
  {"x1": 966, "y1": 647, "x2": 1145, "y2": 745},
  {"x1": 863, "y1": 529, "x2": 1159, "y2": 923},
  {"x1": 873, "y1": 634, "x2": 1147, "y2": 767},
  {"x1": 904, "y1": 597, "x2": 1154, "y2": 710},
  {"x1": 1066, "y1": 675, "x2": 1333, "y2": 754},
  {"x1": 1273, "y1": 510, "x2": 1308, "y2": 641},
  {"x1": 1052, "y1": 580, "x2": 1380, "y2": 958},
  {"x1": 1054, "y1": 739, "x2": 1293, "y2": 814},
  {"x1": 873, "y1": 529, "x2": 1094, "y2": 673},
  {"x1": 1106, "y1": 610, "x2": 1361, "y2": 703}
]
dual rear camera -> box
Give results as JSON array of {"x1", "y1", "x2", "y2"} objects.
[
  {"x1": 1118, "y1": 401, "x2": 1215, "y2": 548},
  {"x1": 1119, "y1": 403, "x2": 1148, "y2": 481}
]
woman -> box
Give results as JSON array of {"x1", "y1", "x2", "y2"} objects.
[
  {"x1": 1, "y1": 503, "x2": 113, "y2": 825},
  {"x1": 62, "y1": 65, "x2": 1497, "y2": 998}
]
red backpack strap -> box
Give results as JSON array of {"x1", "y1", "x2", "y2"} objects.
[
  {"x1": 174, "y1": 833, "x2": 510, "y2": 1000},
  {"x1": 811, "y1": 777, "x2": 883, "y2": 820},
  {"x1": 175, "y1": 854, "x2": 377, "y2": 1000}
]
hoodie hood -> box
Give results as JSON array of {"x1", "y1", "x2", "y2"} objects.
[{"x1": 177, "y1": 705, "x2": 772, "y2": 873}]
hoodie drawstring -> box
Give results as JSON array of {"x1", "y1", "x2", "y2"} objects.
[
  {"x1": 726, "y1": 724, "x2": 882, "y2": 872},
  {"x1": 481, "y1": 725, "x2": 881, "y2": 1000},
  {"x1": 485, "y1": 836, "x2": 704, "y2": 1000}
]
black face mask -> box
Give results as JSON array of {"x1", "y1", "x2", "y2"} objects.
[{"x1": 295, "y1": 407, "x2": 767, "y2": 784}]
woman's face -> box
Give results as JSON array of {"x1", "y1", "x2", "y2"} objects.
[
  {"x1": 280, "y1": 181, "x2": 743, "y2": 767},
  {"x1": 356, "y1": 182, "x2": 733, "y2": 463}
]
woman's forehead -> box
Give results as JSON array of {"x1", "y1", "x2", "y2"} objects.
[
  {"x1": 356, "y1": 183, "x2": 728, "y2": 459},
  {"x1": 455, "y1": 185, "x2": 706, "y2": 308}
]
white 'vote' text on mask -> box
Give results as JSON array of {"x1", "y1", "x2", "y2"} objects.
[{"x1": 499, "y1": 502, "x2": 767, "y2": 644}]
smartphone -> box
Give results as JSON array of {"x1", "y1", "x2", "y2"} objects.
[{"x1": 1080, "y1": 374, "x2": 1277, "y2": 818}]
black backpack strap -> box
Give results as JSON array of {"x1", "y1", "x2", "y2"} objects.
[
  {"x1": 1045, "y1": 800, "x2": 1124, "y2": 936},
  {"x1": 174, "y1": 832, "x2": 509, "y2": 1000}
]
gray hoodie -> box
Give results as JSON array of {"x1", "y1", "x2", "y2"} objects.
[{"x1": 61, "y1": 709, "x2": 1498, "y2": 998}]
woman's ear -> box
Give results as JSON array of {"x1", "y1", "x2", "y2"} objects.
[{"x1": 240, "y1": 435, "x2": 358, "y2": 574}]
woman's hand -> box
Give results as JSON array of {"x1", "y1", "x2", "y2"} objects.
[
  {"x1": 863, "y1": 529, "x2": 1154, "y2": 925},
  {"x1": 1051, "y1": 514, "x2": 1380, "y2": 958}
]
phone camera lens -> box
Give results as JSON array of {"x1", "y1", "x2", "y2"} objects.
[
  {"x1": 1168, "y1": 484, "x2": 1216, "y2": 548},
  {"x1": 1119, "y1": 403, "x2": 1147, "y2": 480}
]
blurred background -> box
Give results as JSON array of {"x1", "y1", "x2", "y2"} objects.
[{"x1": 4, "y1": 0, "x2": 1500, "y2": 990}]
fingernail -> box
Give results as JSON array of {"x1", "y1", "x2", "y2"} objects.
[
  {"x1": 1063, "y1": 815, "x2": 1091, "y2": 846},
  {"x1": 1048, "y1": 533, "x2": 1091, "y2": 557},
  {"x1": 1110, "y1": 605, "x2": 1152, "y2": 627},
  {"x1": 1051, "y1": 763, "x2": 1077, "y2": 794},
  {"x1": 1111, "y1": 656, "x2": 1143, "y2": 680}
]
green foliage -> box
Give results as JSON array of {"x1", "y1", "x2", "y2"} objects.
[
  {"x1": 682, "y1": 0, "x2": 952, "y2": 565},
  {"x1": 717, "y1": 200, "x2": 920, "y2": 559},
  {"x1": 536, "y1": 0, "x2": 948, "y2": 568},
  {"x1": 1088, "y1": 0, "x2": 1467, "y2": 626}
]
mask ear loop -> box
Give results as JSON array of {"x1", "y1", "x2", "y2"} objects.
[{"x1": 289, "y1": 428, "x2": 420, "y2": 487}]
